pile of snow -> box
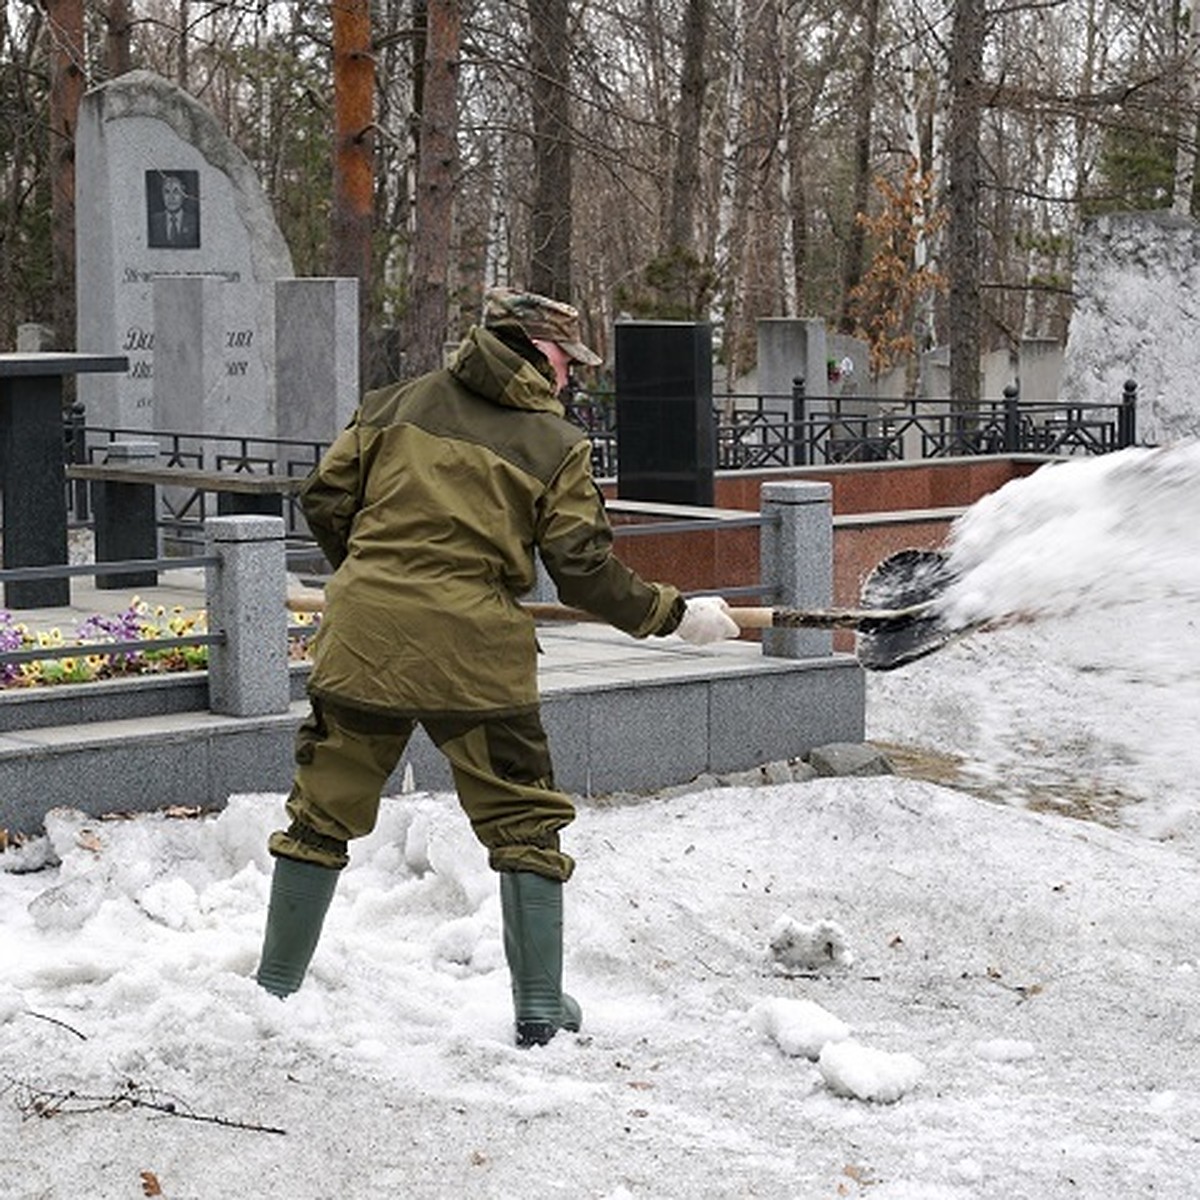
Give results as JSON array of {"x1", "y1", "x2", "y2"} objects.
[
  {"x1": 748, "y1": 997, "x2": 851, "y2": 1061},
  {"x1": 818, "y1": 1040, "x2": 925, "y2": 1104},
  {"x1": 767, "y1": 914, "x2": 856, "y2": 971},
  {"x1": 5, "y1": 781, "x2": 1199, "y2": 1197}
]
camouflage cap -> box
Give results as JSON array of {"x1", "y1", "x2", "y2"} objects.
[{"x1": 483, "y1": 287, "x2": 602, "y2": 367}]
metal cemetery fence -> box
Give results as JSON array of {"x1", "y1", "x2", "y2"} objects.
[
  {"x1": 64, "y1": 378, "x2": 1138, "y2": 539},
  {"x1": 565, "y1": 378, "x2": 1139, "y2": 475},
  {"x1": 64, "y1": 407, "x2": 325, "y2": 541}
]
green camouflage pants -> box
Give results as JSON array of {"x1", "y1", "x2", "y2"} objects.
[{"x1": 268, "y1": 696, "x2": 576, "y2": 881}]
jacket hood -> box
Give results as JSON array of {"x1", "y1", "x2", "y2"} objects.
[{"x1": 448, "y1": 325, "x2": 565, "y2": 417}]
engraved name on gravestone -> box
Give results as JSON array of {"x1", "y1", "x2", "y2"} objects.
[{"x1": 75, "y1": 71, "x2": 293, "y2": 437}]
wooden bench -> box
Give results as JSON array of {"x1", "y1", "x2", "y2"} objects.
[{"x1": 66, "y1": 462, "x2": 307, "y2": 588}]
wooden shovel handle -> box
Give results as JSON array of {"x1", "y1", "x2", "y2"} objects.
[
  {"x1": 287, "y1": 592, "x2": 924, "y2": 631},
  {"x1": 523, "y1": 603, "x2": 777, "y2": 628},
  {"x1": 523, "y1": 603, "x2": 929, "y2": 630},
  {"x1": 286, "y1": 590, "x2": 327, "y2": 614}
]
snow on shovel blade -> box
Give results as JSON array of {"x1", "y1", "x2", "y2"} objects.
[{"x1": 855, "y1": 548, "x2": 961, "y2": 671}]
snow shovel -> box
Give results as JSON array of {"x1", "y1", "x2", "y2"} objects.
[
  {"x1": 284, "y1": 547, "x2": 964, "y2": 671},
  {"x1": 852, "y1": 547, "x2": 964, "y2": 670}
]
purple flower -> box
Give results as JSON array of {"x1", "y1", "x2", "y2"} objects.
[
  {"x1": 0, "y1": 611, "x2": 25, "y2": 684},
  {"x1": 74, "y1": 605, "x2": 145, "y2": 666}
]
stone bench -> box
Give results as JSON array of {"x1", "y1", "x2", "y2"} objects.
[{"x1": 66, "y1": 458, "x2": 306, "y2": 588}]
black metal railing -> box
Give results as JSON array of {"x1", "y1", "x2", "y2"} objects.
[
  {"x1": 64, "y1": 414, "x2": 328, "y2": 540},
  {"x1": 64, "y1": 378, "x2": 1138, "y2": 541},
  {"x1": 0, "y1": 557, "x2": 223, "y2": 672},
  {"x1": 565, "y1": 378, "x2": 1139, "y2": 475}
]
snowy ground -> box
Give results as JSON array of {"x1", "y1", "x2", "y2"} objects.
[{"x1": 3, "y1": 444, "x2": 1199, "y2": 1199}]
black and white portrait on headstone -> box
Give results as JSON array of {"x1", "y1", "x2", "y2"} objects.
[{"x1": 146, "y1": 169, "x2": 201, "y2": 249}]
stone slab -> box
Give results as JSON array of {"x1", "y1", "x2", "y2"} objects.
[{"x1": 0, "y1": 647, "x2": 866, "y2": 834}]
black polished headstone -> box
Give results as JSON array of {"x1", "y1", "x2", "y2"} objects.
[
  {"x1": 615, "y1": 322, "x2": 715, "y2": 506},
  {"x1": 0, "y1": 353, "x2": 127, "y2": 608}
]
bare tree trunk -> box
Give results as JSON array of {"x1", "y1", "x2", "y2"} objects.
[
  {"x1": 726, "y1": 0, "x2": 784, "y2": 382},
  {"x1": 666, "y1": 0, "x2": 707, "y2": 255},
  {"x1": 529, "y1": 0, "x2": 572, "y2": 299},
  {"x1": 1173, "y1": 0, "x2": 1198, "y2": 216},
  {"x1": 839, "y1": 0, "x2": 880, "y2": 333},
  {"x1": 902, "y1": 22, "x2": 939, "y2": 393},
  {"x1": 46, "y1": 0, "x2": 84, "y2": 349},
  {"x1": 332, "y1": 0, "x2": 375, "y2": 360},
  {"x1": 106, "y1": 0, "x2": 133, "y2": 77},
  {"x1": 404, "y1": 0, "x2": 459, "y2": 373},
  {"x1": 714, "y1": 0, "x2": 745, "y2": 392},
  {"x1": 178, "y1": 0, "x2": 189, "y2": 89},
  {"x1": 642, "y1": 0, "x2": 711, "y2": 318},
  {"x1": 946, "y1": 0, "x2": 985, "y2": 405},
  {"x1": 780, "y1": 19, "x2": 850, "y2": 321},
  {"x1": 782, "y1": 102, "x2": 804, "y2": 315},
  {"x1": 411, "y1": 0, "x2": 426, "y2": 153}
]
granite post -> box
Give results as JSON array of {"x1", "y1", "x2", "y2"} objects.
[
  {"x1": 205, "y1": 515, "x2": 289, "y2": 717},
  {"x1": 759, "y1": 481, "x2": 834, "y2": 660},
  {"x1": 275, "y1": 277, "x2": 360, "y2": 446},
  {"x1": 153, "y1": 275, "x2": 225, "y2": 433}
]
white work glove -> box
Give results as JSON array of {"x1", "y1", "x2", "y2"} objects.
[{"x1": 676, "y1": 596, "x2": 740, "y2": 645}]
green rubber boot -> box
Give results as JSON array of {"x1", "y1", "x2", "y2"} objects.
[
  {"x1": 500, "y1": 870, "x2": 583, "y2": 1047},
  {"x1": 255, "y1": 856, "x2": 340, "y2": 998}
]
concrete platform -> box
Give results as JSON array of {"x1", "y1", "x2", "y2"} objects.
[{"x1": 0, "y1": 571, "x2": 865, "y2": 834}]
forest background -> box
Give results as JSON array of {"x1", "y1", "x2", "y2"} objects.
[{"x1": 1, "y1": 0, "x2": 1198, "y2": 401}]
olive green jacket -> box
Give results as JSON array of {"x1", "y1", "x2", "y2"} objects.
[{"x1": 301, "y1": 325, "x2": 684, "y2": 717}]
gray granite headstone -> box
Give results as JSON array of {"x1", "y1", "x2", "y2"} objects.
[
  {"x1": 755, "y1": 319, "x2": 832, "y2": 464},
  {"x1": 153, "y1": 275, "x2": 225, "y2": 434},
  {"x1": 757, "y1": 318, "x2": 828, "y2": 403},
  {"x1": 16, "y1": 324, "x2": 56, "y2": 352},
  {"x1": 920, "y1": 345, "x2": 951, "y2": 400},
  {"x1": 75, "y1": 70, "x2": 293, "y2": 436},
  {"x1": 1016, "y1": 338, "x2": 1063, "y2": 401},
  {"x1": 275, "y1": 278, "x2": 360, "y2": 446}
]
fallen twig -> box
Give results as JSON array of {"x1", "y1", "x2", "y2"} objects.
[
  {"x1": 22, "y1": 1011, "x2": 89, "y2": 1040},
  {"x1": 3, "y1": 1076, "x2": 287, "y2": 1136}
]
